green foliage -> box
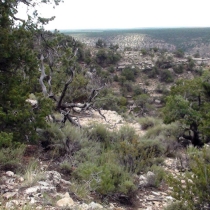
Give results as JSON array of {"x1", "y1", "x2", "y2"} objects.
[
  {"x1": 0, "y1": 0, "x2": 62, "y2": 144},
  {"x1": 138, "y1": 117, "x2": 162, "y2": 130},
  {"x1": 148, "y1": 165, "x2": 166, "y2": 187},
  {"x1": 174, "y1": 49, "x2": 185, "y2": 58},
  {"x1": 133, "y1": 85, "x2": 143, "y2": 96},
  {"x1": 160, "y1": 69, "x2": 174, "y2": 83},
  {"x1": 187, "y1": 56, "x2": 196, "y2": 70},
  {"x1": 134, "y1": 94, "x2": 153, "y2": 116},
  {"x1": 96, "y1": 39, "x2": 107, "y2": 48},
  {"x1": 73, "y1": 151, "x2": 136, "y2": 195},
  {"x1": 156, "y1": 84, "x2": 169, "y2": 94},
  {"x1": 121, "y1": 67, "x2": 135, "y2": 81},
  {"x1": 148, "y1": 67, "x2": 159, "y2": 78},
  {"x1": 164, "y1": 202, "x2": 188, "y2": 210},
  {"x1": 174, "y1": 64, "x2": 185, "y2": 74},
  {"x1": 95, "y1": 49, "x2": 121, "y2": 67},
  {"x1": 0, "y1": 144, "x2": 26, "y2": 171},
  {"x1": 144, "y1": 122, "x2": 183, "y2": 156},
  {"x1": 0, "y1": 132, "x2": 13, "y2": 148},
  {"x1": 95, "y1": 89, "x2": 127, "y2": 112},
  {"x1": 113, "y1": 74, "x2": 119, "y2": 82},
  {"x1": 141, "y1": 48, "x2": 148, "y2": 56},
  {"x1": 109, "y1": 43, "x2": 119, "y2": 52},
  {"x1": 163, "y1": 75, "x2": 210, "y2": 145},
  {"x1": 167, "y1": 147, "x2": 210, "y2": 210},
  {"x1": 194, "y1": 51, "x2": 200, "y2": 58}
]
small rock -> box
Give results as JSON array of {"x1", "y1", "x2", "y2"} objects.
[
  {"x1": 60, "y1": 179, "x2": 71, "y2": 185},
  {"x1": 30, "y1": 197, "x2": 36, "y2": 204},
  {"x1": 88, "y1": 201, "x2": 103, "y2": 209},
  {"x1": 5, "y1": 178, "x2": 15, "y2": 185},
  {"x1": 25, "y1": 186, "x2": 40, "y2": 194},
  {"x1": 5, "y1": 201, "x2": 14, "y2": 209},
  {"x1": 6, "y1": 171, "x2": 14, "y2": 177},
  {"x1": 10, "y1": 200, "x2": 19, "y2": 205},
  {"x1": 151, "y1": 191, "x2": 160, "y2": 196},
  {"x1": 45, "y1": 171, "x2": 61, "y2": 185},
  {"x1": 3, "y1": 192, "x2": 17, "y2": 199},
  {"x1": 154, "y1": 99, "x2": 161, "y2": 104},
  {"x1": 38, "y1": 181, "x2": 50, "y2": 187},
  {"x1": 18, "y1": 177, "x2": 24, "y2": 182},
  {"x1": 64, "y1": 192, "x2": 70, "y2": 198},
  {"x1": 147, "y1": 171, "x2": 155, "y2": 177},
  {"x1": 181, "y1": 180, "x2": 185, "y2": 184},
  {"x1": 56, "y1": 196, "x2": 74, "y2": 207},
  {"x1": 165, "y1": 196, "x2": 174, "y2": 201}
]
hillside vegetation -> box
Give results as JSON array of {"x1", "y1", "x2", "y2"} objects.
[{"x1": 1, "y1": 1, "x2": 210, "y2": 210}]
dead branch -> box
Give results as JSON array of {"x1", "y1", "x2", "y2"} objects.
[{"x1": 39, "y1": 54, "x2": 48, "y2": 97}]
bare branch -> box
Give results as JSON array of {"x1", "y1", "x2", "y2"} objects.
[
  {"x1": 39, "y1": 54, "x2": 48, "y2": 97},
  {"x1": 56, "y1": 69, "x2": 74, "y2": 109}
]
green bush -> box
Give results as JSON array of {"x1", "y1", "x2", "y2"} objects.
[
  {"x1": 149, "y1": 165, "x2": 166, "y2": 187},
  {"x1": 138, "y1": 117, "x2": 162, "y2": 130},
  {"x1": 73, "y1": 150, "x2": 136, "y2": 196},
  {"x1": 148, "y1": 67, "x2": 159, "y2": 78},
  {"x1": 156, "y1": 84, "x2": 169, "y2": 94},
  {"x1": 167, "y1": 147, "x2": 210, "y2": 210},
  {"x1": 117, "y1": 135, "x2": 164, "y2": 173},
  {"x1": 0, "y1": 144, "x2": 26, "y2": 171},
  {"x1": 0, "y1": 132, "x2": 13, "y2": 148},
  {"x1": 144, "y1": 122, "x2": 183, "y2": 156},
  {"x1": 164, "y1": 202, "x2": 188, "y2": 210},
  {"x1": 160, "y1": 69, "x2": 174, "y2": 83},
  {"x1": 121, "y1": 67, "x2": 135, "y2": 81},
  {"x1": 174, "y1": 64, "x2": 184, "y2": 74}
]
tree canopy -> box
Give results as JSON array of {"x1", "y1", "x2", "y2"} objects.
[
  {"x1": 163, "y1": 72, "x2": 210, "y2": 146},
  {"x1": 0, "y1": 0, "x2": 105, "y2": 145}
]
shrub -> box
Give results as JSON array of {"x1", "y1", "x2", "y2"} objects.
[
  {"x1": 40, "y1": 123, "x2": 86, "y2": 157},
  {"x1": 133, "y1": 86, "x2": 143, "y2": 96},
  {"x1": 148, "y1": 67, "x2": 159, "y2": 78},
  {"x1": 0, "y1": 132, "x2": 13, "y2": 148},
  {"x1": 121, "y1": 67, "x2": 135, "y2": 81},
  {"x1": 164, "y1": 202, "x2": 188, "y2": 210},
  {"x1": 0, "y1": 144, "x2": 26, "y2": 171},
  {"x1": 160, "y1": 69, "x2": 174, "y2": 83},
  {"x1": 141, "y1": 48, "x2": 148, "y2": 56},
  {"x1": 23, "y1": 159, "x2": 45, "y2": 187},
  {"x1": 167, "y1": 147, "x2": 210, "y2": 210},
  {"x1": 149, "y1": 165, "x2": 166, "y2": 187},
  {"x1": 174, "y1": 64, "x2": 184, "y2": 74},
  {"x1": 144, "y1": 122, "x2": 183, "y2": 156},
  {"x1": 73, "y1": 151, "x2": 136, "y2": 196},
  {"x1": 113, "y1": 74, "x2": 119, "y2": 82},
  {"x1": 174, "y1": 49, "x2": 185, "y2": 58},
  {"x1": 117, "y1": 135, "x2": 164, "y2": 173},
  {"x1": 156, "y1": 84, "x2": 169, "y2": 94},
  {"x1": 138, "y1": 117, "x2": 162, "y2": 130}
]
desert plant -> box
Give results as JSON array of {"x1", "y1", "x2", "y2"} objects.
[
  {"x1": 160, "y1": 69, "x2": 174, "y2": 83},
  {"x1": 138, "y1": 117, "x2": 162, "y2": 130},
  {"x1": 164, "y1": 202, "x2": 188, "y2": 210},
  {"x1": 0, "y1": 144, "x2": 26, "y2": 171},
  {"x1": 167, "y1": 147, "x2": 210, "y2": 210},
  {"x1": 23, "y1": 159, "x2": 45, "y2": 187},
  {"x1": 148, "y1": 165, "x2": 166, "y2": 187}
]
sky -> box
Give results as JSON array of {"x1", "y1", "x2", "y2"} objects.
[{"x1": 18, "y1": 0, "x2": 210, "y2": 30}]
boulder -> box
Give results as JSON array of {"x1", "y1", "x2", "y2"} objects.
[
  {"x1": 6, "y1": 171, "x2": 15, "y2": 177},
  {"x1": 56, "y1": 192, "x2": 74, "y2": 207}
]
